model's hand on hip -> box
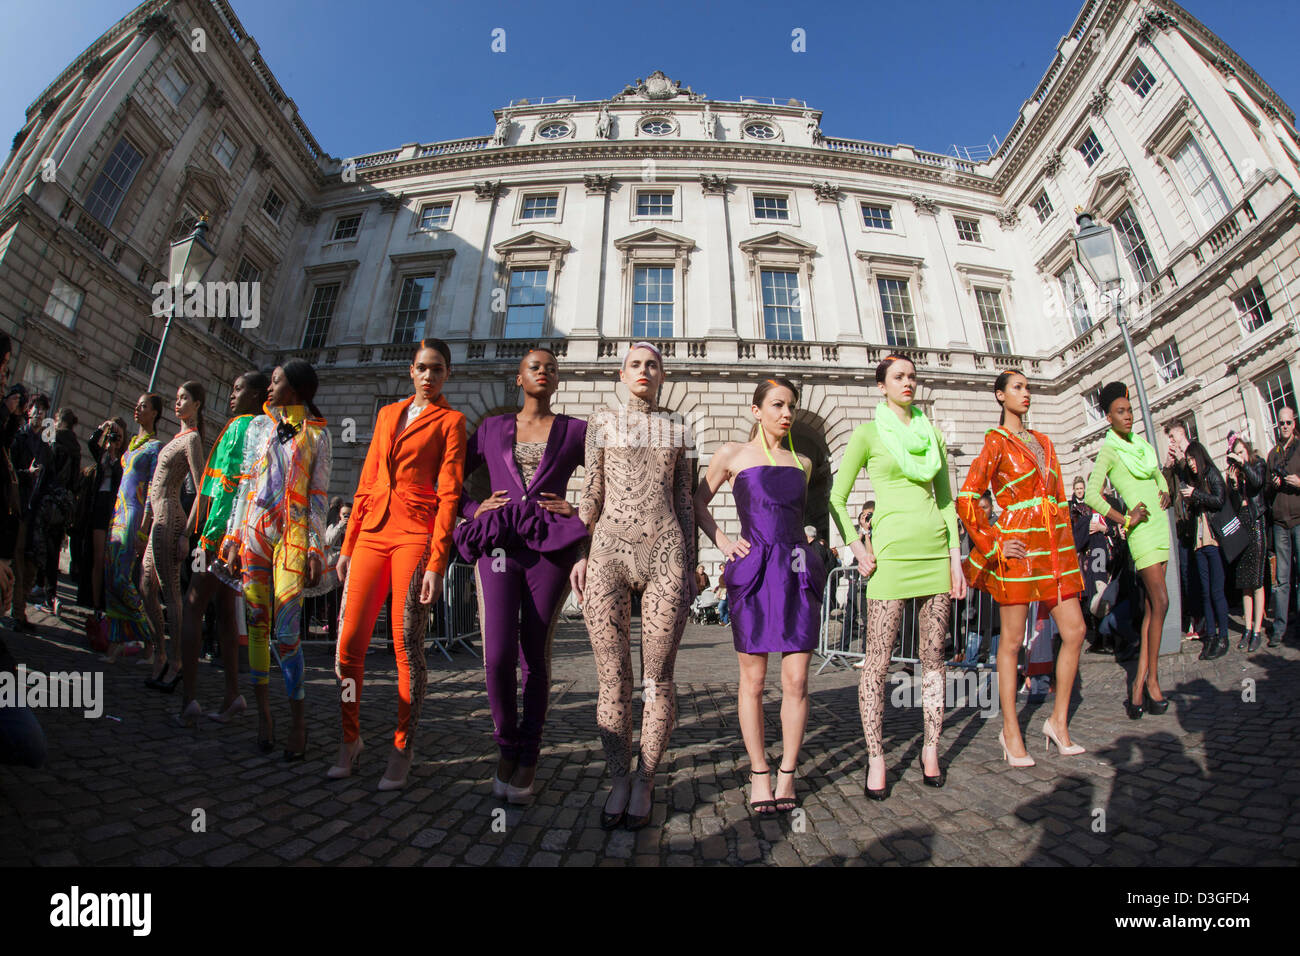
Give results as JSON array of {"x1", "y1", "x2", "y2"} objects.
[
  {"x1": 850, "y1": 539, "x2": 875, "y2": 578},
  {"x1": 1002, "y1": 538, "x2": 1028, "y2": 561},
  {"x1": 475, "y1": 490, "x2": 511, "y2": 516},
  {"x1": 419, "y1": 570, "x2": 442, "y2": 605},
  {"x1": 537, "y1": 493, "x2": 574, "y2": 517},
  {"x1": 569, "y1": 558, "x2": 587, "y2": 604},
  {"x1": 1128, "y1": 503, "x2": 1150, "y2": 526}
]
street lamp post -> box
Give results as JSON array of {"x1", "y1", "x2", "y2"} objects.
[
  {"x1": 149, "y1": 216, "x2": 216, "y2": 393},
  {"x1": 1073, "y1": 210, "x2": 1182, "y2": 655}
]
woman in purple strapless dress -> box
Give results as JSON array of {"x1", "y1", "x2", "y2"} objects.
[{"x1": 694, "y1": 377, "x2": 825, "y2": 815}]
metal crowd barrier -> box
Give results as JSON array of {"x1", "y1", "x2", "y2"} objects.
[
  {"x1": 817, "y1": 564, "x2": 1027, "y2": 675},
  {"x1": 429, "y1": 561, "x2": 479, "y2": 661}
]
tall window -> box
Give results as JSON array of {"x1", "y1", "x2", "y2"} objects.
[
  {"x1": 157, "y1": 65, "x2": 189, "y2": 107},
  {"x1": 1153, "y1": 338, "x2": 1184, "y2": 385},
  {"x1": 753, "y1": 195, "x2": 790, "y2": 220},
  {"x1": 954, "y1": 217, "x2": 982, "y2": 243},
  {"x1": 1258, "y1": 368, "x2": 1297, "y2": 443},
  {"x1": 418, "y1": 201, "x2": 452, "y2": 230},
  {"x1": 1058, "y1": 264, "x2": 1092, "y2": 336},
  {"x1": 636, "y1": 192, "x2": 673, "y2": 217},
  {"x1": 21, "y1": 359, "x2": 61, "y2": 408},
  {"x1": 231, "y1": 258, "x2": 262, "y2": 329},
  {"x1": 1078, "y1": 130, "x2": 1104, "y2": 167},
  {"x1": 1085, "y1": 386, "x2": 1106, "y2": 424},
  {"x1": 331, "y1": 214, "x2": 361, "y2": 241},
  {"x1": 130, "y1": 331, "x2": 160, "y2": 374},
  {"x1": 632, "y1": 266, "x2": 674, "y2": 338},
  {"x1": 975, "y1": 288, "x2": 1012, "y2": 355},
  {"x1": 760, "y1": 270, "x2": 803, "y2": 340},
  {"x1": 262, "y1": 189, "x2": 286, "y2": 224},
  {"x1": 1114, "y1": 207, "x2": 1158, "y2": 285},
  {"x1": 877, "y1": 277, "x2": 917, "y2": 347},
  {"x1": 1125, "y1": 60, "x2": 1156, "y2": 98},
  {"x1": 1172, "y1": 137, "x2": 1230, "y2": 224},
  {"x1": 44, "y1": 276, "x2": 85, "y2": 328},
  {"x1": 393, "y1": 275, "x2": 437, "y2": 343},
  {"x1": 520, "y1": 195, "x2": 558, "y2": 220},
  {"x1": 1233, "y1": 281, "x2": 1274, "y2": 333},
  {"x1": 1032, "y1": 191, "x2": 1054, "y2": 224},
  {"x1": 302, "y1": 284, "x2": 339, "y2": 349},
  {"x1": 212, "y1": 130, "x2": 238, "y2": 169},
  {"x1": 504, "y1": 268, "x2": 548, "y2": 337},
  {"x1": 861, "y1": 204, "x2": 893, "y2": 230},
  {"x1": 84, "y1": 137, "x2": 143, "y2": 225}
]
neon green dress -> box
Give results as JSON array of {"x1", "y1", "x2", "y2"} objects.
[
  {"x1": 1084, "y1": 433, "x2": 1171, "y2": 571},
  {"x1": 829, "y1": 422, "x2": 959, "y2": 600}
]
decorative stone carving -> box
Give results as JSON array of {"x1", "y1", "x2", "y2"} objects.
[
  {"x1": 1262, "y1": 101, "x2": 1280, "y2": 119},
  {"x1": 1212, "y1": 56, "x2": 1237, "y2": 77},
  {"x1": 910, "y1": 194, "x2": 938, "y2": 216},
  {"x1": 136, "y1": 12, "x2": 171, "y2": 38},
  {"x1": 700, "y1": 102, "x2": 715, "y2": 140},
  {"x1": 474, "y1": 180, "x2": 503, "y2": 201},
  {"x1": 1042, "y1": 149, "x2": 1063, "y2": 178},
  {"x1": 298, "y1": 206, "x2": 321, "y2": 224},
  {"x1": 251, "y1": 145, "x2": 273, "y2": 172},
  {"x1": 11, "y1": 128, "x2": 29, "y2": 152},
  {"x1": 491, "y1": 113, "x2": 512, "y2": 146},
  {"x1": 203, "y1": 84, "x2": 227, "y2": 111},
  {"x1": 595, "y1": 104, "x2": 612, "y2": 139},
  {"x1": 378, "y1": 193, "x2": 404, "y2": 213},
  {"x1": 803, "y1": 109, "x2": 824, "y2": 145},
  {"x1": 1136, "y1": 9, "x2": 1177, "y2": 43},
  {"x1": 584, "y1": 174, "x2": 612, "y2": 195},
  {"x1": 1089, "y1": 83, "x2": 1111, "y2": 117},
  {"x1": 699, "y1": 174, "x2": 728, "y2": 194},
  {"x1": 81, "y1": 55, "x2": 106, "y2": 82},
  {"x1": 38, "y1": 98, "x2": 62, "y2": 119},
  {"x1": 812, "y1": 182, "x2": 840, "y2": 203},
  {"x1": 996, "y1": 206, "x2": 1020, "y2": 229}
]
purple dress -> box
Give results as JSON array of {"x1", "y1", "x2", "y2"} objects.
[{"x1": 723, "y1": 466, "x2": 826, "y2": 654}]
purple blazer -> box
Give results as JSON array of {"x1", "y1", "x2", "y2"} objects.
[{"x1": 453, "y1": 413, "x2": 588, "y2": 563}]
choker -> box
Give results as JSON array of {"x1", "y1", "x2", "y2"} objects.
[{"x1": 276, "y1": 420, "x2": 300, "y2": 445}]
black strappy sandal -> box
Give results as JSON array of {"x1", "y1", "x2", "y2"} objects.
[
  {"x1": 774, "y1": 766, "x2": 799, "y2": 813},
  {"x1": 749, "y1": 769, "x2": 777, "y2": 815}
]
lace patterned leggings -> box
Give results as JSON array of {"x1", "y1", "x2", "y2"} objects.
[{"x1": 859, "y1": 594, "x2": 950, "y2": 758}]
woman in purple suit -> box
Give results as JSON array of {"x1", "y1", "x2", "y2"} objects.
[
  {"x1": 454, "y1": 349, "x2": 587, "y2": 804},
  {"x1": 694, "y1": 377, "x2": 825, "y2": 815}
]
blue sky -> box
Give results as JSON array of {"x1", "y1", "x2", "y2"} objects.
[{"x1": 2, "y1": 0, "x2": 1297, "y2": 161}]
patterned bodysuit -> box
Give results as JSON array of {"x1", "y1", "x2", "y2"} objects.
[
  {"x1": 578, "y1": 397, "x2": 695, "y2": 780},
  {"x1": 225, "y1": 405, "x2": 332, "y2": 701},
  {"x1": 106, "y1": 434, "x2": 162, "y2": 645},
  {"x1": 141, "y1": 429, "x2": 204, "y2": 662}
]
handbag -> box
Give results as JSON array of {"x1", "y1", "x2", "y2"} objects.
[
  {"x1": 1208, "y1": 495, "x2": 1251, "y2": 564},
  {"x1": 84, "y1": 614, "x2": 109, "y2": 653}
]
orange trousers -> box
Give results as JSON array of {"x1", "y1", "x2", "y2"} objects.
[{"x1": 335, "y1": 530, "x2": 431, "y2": 749}]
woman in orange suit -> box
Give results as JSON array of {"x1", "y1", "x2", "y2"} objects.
[
  {"x1": 328, "y1": 338, "x2": 467, "y2": 790},
  {"x1": 957, "y1": 370, "x2": 1087, "y2": 769}
]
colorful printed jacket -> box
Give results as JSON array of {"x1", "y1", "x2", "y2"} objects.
[{"x1": 194, "y1": 413, "x2": 255, "y2": 552}]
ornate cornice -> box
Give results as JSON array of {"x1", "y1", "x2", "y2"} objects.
[
  {"x1": 136, "y1": 12, "x2": 172, "y2": 38},
  {"x1": 1212, "y1": 55, "x2": 1237, "y2": 78},
  {"x1": 81, "y1": 55, "x2": 107, "y2": 82},
  {"x1": 1135, "y1": 9, "x2": 1178, "y2": 45}
]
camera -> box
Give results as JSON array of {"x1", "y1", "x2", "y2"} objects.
[{"x1": 1271, "y1": 461, "x2": 1293, "y2": 480}]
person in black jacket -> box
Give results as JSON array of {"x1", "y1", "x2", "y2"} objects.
[
  {"x1": 31, "y1": 408, "x2": 80, "y2": 615},
  {"x1": 9, "y1": 392, "x2": 50, "y2": 631},
  {"x1": 75, "y1": 418, "x2": 127, "y2": 618},
  {"x1": 1183, "y1": 441, "x2": 1231, "y2": 660},
  {"x1": 1226, "y1": 435, "x2": 1267, "y2": 651},
  {"x1": 0, "y1": 334, "x2": 15, "y2": 612}
]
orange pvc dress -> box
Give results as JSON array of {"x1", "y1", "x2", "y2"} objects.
[{"x1": 957, "y1": 427, "x2": 1084, "y2": 606}]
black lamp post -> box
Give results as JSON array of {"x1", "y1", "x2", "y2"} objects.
[
  {"x1": 1073, "y1": 209, "x2": 1181, "y2": 654},
  {"x1": 149, "y1": 215, "x2": 216, "y2": 392}
]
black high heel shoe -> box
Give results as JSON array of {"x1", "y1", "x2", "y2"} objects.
[
  {"x1": 159, "y1": 669, "x2": 182, "y2": 694},
  {"x1": 284, "y1": 727, "x2": 309, "y2": 762},
  {"x1": 865, "y1": 764, "x2": 889, "y2": 801},
  {"x1": 774, "y1": 767, "x2": 799, "y2": 813},
  {"x1": 257, "y1": 712, "x2": 275, "y2": 754},
  {"x1": 599, "y1": 789, "x2": 628, "y2": 830},
  {"x1": 919, "y1": 753, "x2": 946, "y2": 788},
  {"x1": 1123, "y1": 691, "x2": 1144, "y2": 720},
  {"x1": 1143, "y1": 685, "x2": 1169, "y2": 715}
]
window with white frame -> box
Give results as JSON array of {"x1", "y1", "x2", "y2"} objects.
[
  {"x1": 860, "y1": 204, "x2": 893, "y2": 230},
  {"x1": 1125, "y1": 60, "x2": 1155, "y2": 98},
  {"x1": 44, "y1": 276, "x2": 84, "y2": 328},
  {"x1": 130, "y1": 331, "x2": 160, "y2": 374},
  {"x1": 392, "y1": 275, "x2": 438, "y2": 343},
  {"x1": 1165, "y1": 414, "x2": 1199, "y2": 444},
  {"x1": 632, "y1": 266, "x2": 674, "y2": 338},
  {"x1": 262, "y1": 188, "x2": 286, "y2": 224},
  {"x1": 975, "y1": 288, "x2": 1012, "y2": 354},
  {"x1": 954, "y1": 216, "x2": 982, "y2": 243},
  {"x1": 504, "y1": 268, "x2": 548, "y2": 337},
  {"x1": 1078, "y1": 129, "x2": 1104, "y2": 167},
  {"x1": 1113, "y1": 206, "x2": 1158, "y2": 285},
  {"x1": 212, "y1": 130, "x2": 238, "y2": 169},
  {"x1": 1032, "y1": 190, "x2": 1054, "y2": 224},
  {"x1": 1171, "y1": 136, "x2": 1230, "y2": 224},
  {"x1": 234, "y1": 256, "x2": 262, "y2": 285},
  {"x1": 1233, "y1": 280, "x2": 1274, "y2": 333},
  {"x1": 635, "y1": 192, "x2": 673, "y2": 217},
  {"x1": 1084, "y1": 386, "x2": 1106, "y2": 423},
  {"x1": 753, "y1": 194, "x2": 790, "y2": 221},
  {"x1": 331, "y1": 214, "x2": 361, "y2": 241},
  {"x1": 1257, "y1": 367, "x2": 1297, "y2": 443},
  {"x1": 302, "y1": 284, "x2": 340, "y2": 349},
  {"x1": 21, "y1": 358, "x2": 61, "y2": 407},
  {"x1": 1057, "y1": 264, "x2": 1092, "y2": 337},
  {"x1": 760, "y1": 270, "x2": 803, "y2": 340},
  {"x1": 520, "y1": 194, "x2": 558, "y2": 220},
  {"x1": 157, "y1": 65, "x2": 189, "y2": 107},
  {"x1": 84, "y1": 137, "x2": 144, "y2": 225},
  {"x1": 418, "y1": 201, "x2": 453, "y2": 230},
  {"x1": 877, "y1": 277, "x2": 918, "y2": 347},
  {"x1": 1152, "y1": 338, "x2": 1184, "y2": 385}
]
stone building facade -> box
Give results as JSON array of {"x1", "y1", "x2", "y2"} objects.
[{"x1": 1, "y1": 0, "x2": 1297, "y2": 572}]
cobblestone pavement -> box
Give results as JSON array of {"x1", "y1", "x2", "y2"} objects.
[{"x1": 2, "y1": 596, "x2": 1298, "y2": 867}]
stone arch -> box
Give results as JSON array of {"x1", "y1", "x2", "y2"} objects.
[{"x1": 789, "y1": 409, "x2": 833, "y2": 540}]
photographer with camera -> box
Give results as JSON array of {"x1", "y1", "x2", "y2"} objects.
[{"x1": 1266, "y1": 406, "x2": 1300, "y2": 648}]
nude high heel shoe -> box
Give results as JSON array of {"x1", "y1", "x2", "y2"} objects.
[
  {"x1": 326, "y1": 737, "x2": 364, "y2": 779},
  {"x1": 999, "y1": 730, "x2": 1036, "y2": 767},
  {"x1": 377, "y1": 745, "x2": 413, "y2": 791},
  {"x1": 1041, "y1": 717, "x2": 1086, "y2": 756}
]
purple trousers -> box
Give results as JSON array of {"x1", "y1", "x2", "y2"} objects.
[{"x1": 475, "y1": 546, "x2": 574, "y2": 766}]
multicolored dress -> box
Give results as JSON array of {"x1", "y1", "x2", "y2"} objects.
[
  {"x1": 958, "y1": 427, "x2": 1084, "y2": 605},
  {"x1": 106, "y1": 432, "x2": 163, "y2": 645},
  {"x1": 223, "y1": 404, "x2": 331, "y2": 701},
  {"x1": 194, "y1": 414, "x2": 255, "y2": 554}
]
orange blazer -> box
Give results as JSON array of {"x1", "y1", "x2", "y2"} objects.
[{"x1": 342, "y1": 394, "x2": 467, "y2": 576}]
